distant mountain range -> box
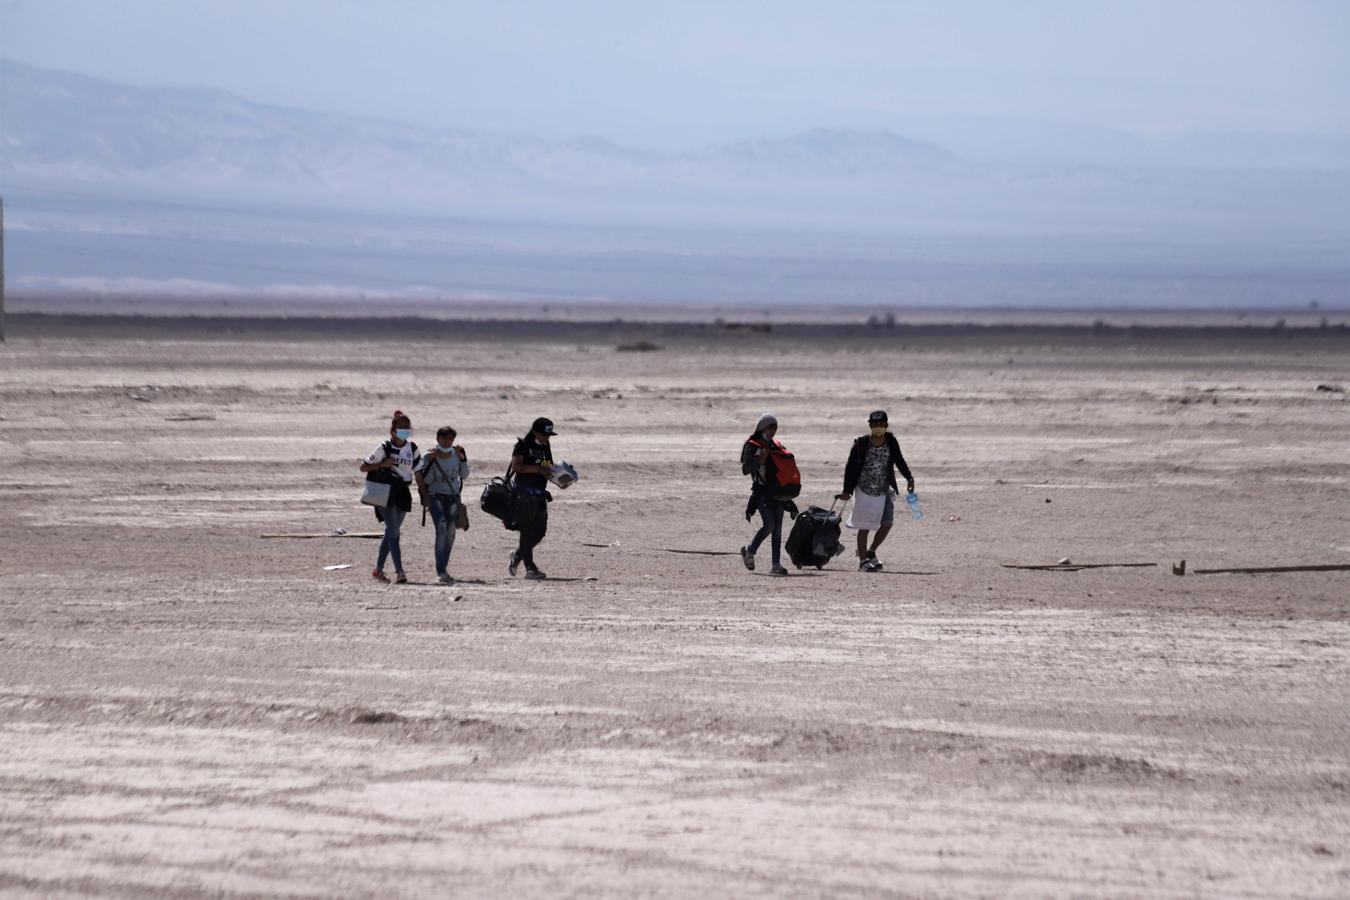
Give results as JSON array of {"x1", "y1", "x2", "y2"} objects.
[
  {"x1": 0, "y1": 58, "x2": 964, "y2": 202},
  {"x1": 2, "y1": 57, "x2": 1347, "y2": 288}
]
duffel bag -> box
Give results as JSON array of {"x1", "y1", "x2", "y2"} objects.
[{"x1": 480, "y1": 475, "x2": 514, "y2": 522}]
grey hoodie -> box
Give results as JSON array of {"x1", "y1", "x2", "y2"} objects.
[{"x1": 420, "y1": 451, "x2": 470, "y2": 497}]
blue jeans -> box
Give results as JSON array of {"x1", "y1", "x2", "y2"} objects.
[
  {"x1": 376, "y1": 504, "x2": 406, "y2": 573},
  {"x1": 749, "y1": 497, "x2": 783, "y2": 567},
  {"x1": 428, "y1": 494, "x2": 460, "y2": 575}
]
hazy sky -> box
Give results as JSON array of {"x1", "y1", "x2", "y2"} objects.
[{"x1": 2, "y1": 0, "x2": 1347, "y2": 146}]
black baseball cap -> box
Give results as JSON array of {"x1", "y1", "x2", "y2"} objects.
[
  {"x1": 531, "y1": 417, "x2": 557, "y2": 435},
  {"x1": 868, "y1": 410, "x2": 888, "y2": 425}
]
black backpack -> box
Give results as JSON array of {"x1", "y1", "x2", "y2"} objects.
[{"x1": 366, "y1": 440, "x2": 416, "y2": 484}]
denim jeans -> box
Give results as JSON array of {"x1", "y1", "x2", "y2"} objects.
[
  {"x1": 428, "y1": 493, "x2": 460, "y2": 575},
  {"x1": 748, "y1": 497, "x2": 783, "y2": 567},
  {"x1": 376, "y1": 504, "x2": 406, "y2": 573}
]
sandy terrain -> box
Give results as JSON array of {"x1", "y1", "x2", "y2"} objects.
[{"x1": 1, "y1": 314, "x2": 1348, "y2": 898}]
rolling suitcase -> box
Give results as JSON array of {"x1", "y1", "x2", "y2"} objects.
[{"x1": 785, "y1": 499, "x2": 846, "y2": 569}]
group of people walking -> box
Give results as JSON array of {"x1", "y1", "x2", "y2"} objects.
[
  {"x1": 360, "y1": 411, "x2": 558, "y2": 584},
  {"x1": 359, "y1": 407, "x2": 916, "y2": 584},
  {"x1": 741, "y1": 409, "x2": 915, "y2": 574}
]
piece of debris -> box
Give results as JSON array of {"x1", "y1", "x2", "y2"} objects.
[
  {"x1": 164, "y1": 414, "x2": 216, "y2": 422},
  {"x1": 663, "y1": 549, "x2": 739, "y2": 556},
  {"x1": 1004, "y1": 562, "x2": 1158, "y2": 572},
  {"x1": 323, "y1": 564, "x2": 353, "y2": 571},
  {"x1": 1057, "y1": 557, "x2": 1072, "y2": 566},
  {"x1": 1173, "y1": 560, "x2": 1187, "y2": 576},
  {"x1": 946, "y1": 515, "x2": 962, "y2": 522},
  {"x1": 261, "y1": 532, "x2": 384, "y2": 539},
  {"x1": 1193, "y1": 564, "x2": 1350, "y2": 575},
  {"x1": 128, "y1": 393, "x2": 150, "y2": 402},
  {"x1": 350, "y1": 710, "x2": 405, "y2": 724},
  {"x1": 1315, "y1": 384, "x2": 1345, "y2": 393}
]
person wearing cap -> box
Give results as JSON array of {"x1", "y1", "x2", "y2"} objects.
[
  {"x1": 838, "y1": 410, "x2": 915, "y2": 572},
  {"x1": 508, "y1": 417, "x2": 557, "y2": 580},
  {"x1": 739, "y1": 412, "x2": 790, "y2": 576}
]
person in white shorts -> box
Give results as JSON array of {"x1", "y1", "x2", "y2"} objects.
[{"x1": 837, "y1": 410, "x2": 915, "y2": 572}]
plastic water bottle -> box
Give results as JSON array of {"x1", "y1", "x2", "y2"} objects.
[{"x1": 905, "y1": 491, "x2": 923, "y2": 520}]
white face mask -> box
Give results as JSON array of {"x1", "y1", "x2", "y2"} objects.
[{"x1": 437, "y1": 443, "x2": 454, "y2": 454}]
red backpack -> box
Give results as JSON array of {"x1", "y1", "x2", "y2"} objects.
[{"x1": 751, "y1": 438, "x2": 801, "y2": 500}]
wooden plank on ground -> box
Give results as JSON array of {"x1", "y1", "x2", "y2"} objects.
[
  {"x1": 260, "y1": 532, "x2": 385, "y2": 539},
  {"x1": 1003, "y1": 563, "x2": 1157, "y2": 571},
  {"x1": 1192, "y1": 564, "x2": 1350, "y2": 575}
]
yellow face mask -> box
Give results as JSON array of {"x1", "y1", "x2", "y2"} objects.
[{"x1": 870, "y1": 426, "x2": 887, "y2": 438}]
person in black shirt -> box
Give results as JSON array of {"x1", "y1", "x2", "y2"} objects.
[
  {"x1": 508, "y1": 417, "x2": 556, "y2": 579},
  {"x1": 838, "y1": 409, "x2": 915, "y2": 572}
]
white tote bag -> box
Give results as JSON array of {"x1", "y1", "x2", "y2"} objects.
[
  {"x1": 360, "y1": 479, "x2": 391, "y2": 508},
  {"x1": 845, "y1": 489, "x2": 887, "y2": 531}
]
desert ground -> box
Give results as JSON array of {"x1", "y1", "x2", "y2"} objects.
[{"x1": 1, "y1": 311, "x2": 1348, "y2": 898}]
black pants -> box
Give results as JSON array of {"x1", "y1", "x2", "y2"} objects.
[{"x1": 515, "y1": 493, "x2": 548, "y2": 569}]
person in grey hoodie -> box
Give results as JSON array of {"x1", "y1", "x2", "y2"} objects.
[{"x1": 415, "y1": 425, "x2": 471, "y2": 584}]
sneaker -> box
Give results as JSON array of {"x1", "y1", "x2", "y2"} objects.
[
  {"x1": 394, "y1": 571, "x2": 408, "y2": 584},
  {"x1": 371, "y1": 568, "x2": 390, "y2": 583},
  {"x1": 770, "y1": 565, "x2": 788, "y2": 576},
  {"x1": 740, "y1": 546, "x2": 755, "y2": 571},
  {"x1": 436, "y1": 573, "x2": 453, "y2": 585},
  {"x1": 524, "y1": 568, "x2": 547, "y2": 580},
  {"x1": 509, "y1": 551, "x2": 521, "y2": 577},
  {"x1": 858, "y1": 558, "x2": 873, "y2": 572},
  {"x1": 867, "y1": 552, "x2": 884, "y2": 571}
]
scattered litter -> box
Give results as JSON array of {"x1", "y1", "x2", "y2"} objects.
[
  {"x1": 946, "y1": 515, "x2": 961, "y2": 522},
  {"x1": 1193, "y1": 564, "x2": 1350, "y2": 575},
  {"x1": 1314, "y1": 384, "x2": 1345, "y2": 393},
  {"x1": 323, "y1": 564, "x2": 352, "y2": 571},
  {"x1": 330, "y1": 527, "x2": 347, "y2": 536},
  {"x1": 583, "y1": 576, "x2": 598, "y2": 581},
  {"x1": 1045, "y1": 498, "x2": 1052, "y2": 504},
  {"x1": 663, "y1": 549, "x2": 738, "y2": 556},
  {"x1": 1173, "y1": 560, "x2": 1187, "y2": 576},
  {"x1": 127, "y1": 393, "x2": 150, "y2": 402},
  {"x1": 1057, "y1": 557, "x2": 1072, "y2": 565},
  {"x1": 363, "y1": 605, "x2": 400, "y2": 610}
]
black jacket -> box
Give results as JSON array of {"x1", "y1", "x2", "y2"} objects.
[{"x1": 842, "y1": 434, "x2": 913, "y2": 495}]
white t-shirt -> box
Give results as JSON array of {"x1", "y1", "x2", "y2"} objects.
[{"x1": 365, "y1": 440, "x2": 421, "y2": 484}]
